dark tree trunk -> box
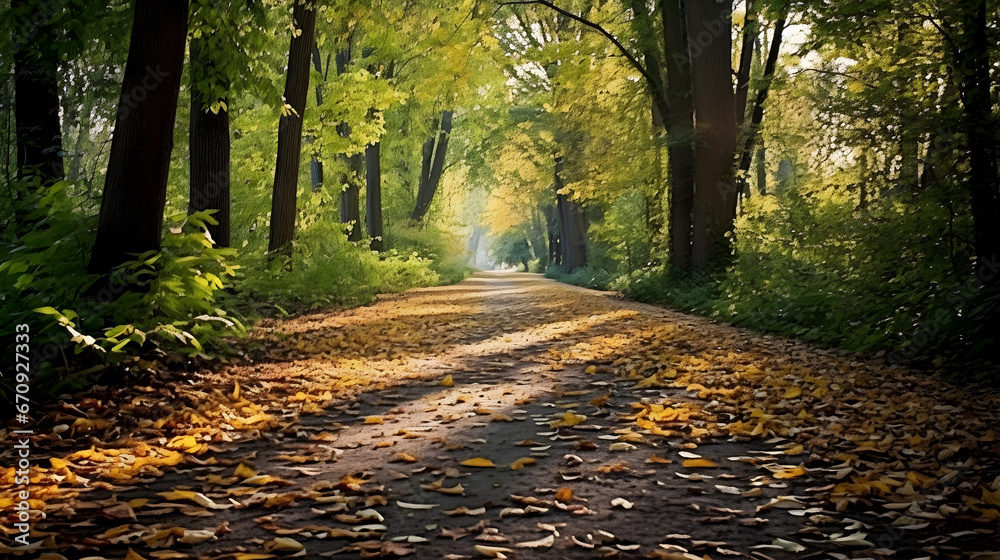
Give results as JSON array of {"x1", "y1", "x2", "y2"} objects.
[
  {"x1": 11, "y1": 0, "x2": 63, "y2": 184},
  {"x1": 365, "y1": 141, "x2": 383, "y2": 250},
  {"x1": 88, "y1": 0, "x2": 188, "y2": 275},
  {"x1": 734, "y1": 0, "x2": 757, "y2": 128},
  {"x1": 334, "y1": 48, "x2": 363, "y2": 241},
  {"x1": 543, "y1": 203, "x2": 560, "y2": 266},
  {"x1": 365, "y1": 59, "x2": 392, "y2": 251},
  {"x1": 735, "y1": 10, "x2": 787, "y2": 199},
  {"x1": 268, "y1": 0, "x2": 317, "y2": 254},
  {"x1": 662, "y1": 0, "x2": 696, "y2": 271},
  {"x1": 554, "y1": 156, "x2": 587, "y2": 271},
  {"x1": 309, "y1": 41, "x2": 325, "y2": 192},
  {"x1": 188, "y1": 35, "x2": 231, "y2": 247},
  {"x1": 956, "y1": 0, "x2": 1000, "y2": 284},
  {"x1": 688, "y1": 0, "x2": 737, "y2": 270},
  {"x1": 411, "y1": 110, "x2": 453, "y2": 222}
]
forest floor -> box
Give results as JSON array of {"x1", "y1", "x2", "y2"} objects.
[{"x1": 3, "y1": 272, "x2": 1000, "y2": 560}]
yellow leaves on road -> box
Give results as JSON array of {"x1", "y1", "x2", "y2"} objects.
[
  {"x1": 510, "y1": 457, "x2": 536, "y2": 470},
  {"x1": 439, "y1": 374, "x2": 455, "y2": 387},
  {"x1": 155, "y1": 490, "x2": 230, "y2": 509},
  {"x1": 550, "y1": 412, "x2": 587, "y2": 427},
  {"x1": 682, "y1": 458, "x2": 718, "y2": 468},
  {"x1": 460, "y1": 457, "x2": 495, "y2": 468}
]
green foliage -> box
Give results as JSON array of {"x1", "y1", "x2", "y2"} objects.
[
  {"x1": 545, "y1": 264, "x2": 616, "y2": 292},
  {"x1": 239, "y1": 218, "x2": 471, "y2": 309},
  {"x1": 489, "y1": 232, "x2": 532, "y2": 270}
]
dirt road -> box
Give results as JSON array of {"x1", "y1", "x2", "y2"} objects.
[{"x1": 3, "y1": 272, "x2": 999, "y2": 559}]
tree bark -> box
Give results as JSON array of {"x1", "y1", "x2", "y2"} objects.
[
  {"x1": 11, "y1": 0, "x2": 63, "y2": 185},
  {"x1": 735, "y1": 12, "x2": 786, "y2": 199},
  {"x1": 188, "y1": 34, "x2": 231, "y2": 247},
  {"x1": 268, "y1": 0, "x2": 317, "y2": 254},
  {"x1": 662, "y1": 0, "x2": 696, "y2": 271},
  {"x1": 335, "y1": 47, "x2": 363, "y2": 242},
  {"x1": 309, "y1": 41, "x2": 325, "y2": 192},
  {"x1": 688, "y1": 0, "x2": 737, "y2": 270},
  {"x1": 955, "y1": 0, "x2": 1000, "y2": 284},
  {"x1": 554, "y1": 155, "x2": 587, "y2": 271},
  {"x1": 410, "y1": 111, "x2": 453, "y2": 222},
  {"x1": 734, "y1": 0, "x2": 757, "y2": 128},
  {"x1": 365, "y1": 59, "x2": 392, "y2": 250},
  {"x1": 88, "y1": 0, "x2": 188, "y2": 275}
]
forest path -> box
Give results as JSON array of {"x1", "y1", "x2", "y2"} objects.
[{"x1": 4, "y1": 272, "x2": 1000, "y2": 559}]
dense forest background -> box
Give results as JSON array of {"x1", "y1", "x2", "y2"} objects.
[{"x1": 3, "y1": 0, "x2": 999, "y2": 403}]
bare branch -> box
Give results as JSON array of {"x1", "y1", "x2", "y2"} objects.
[{"x1": 496, "y1": 0, "x2": 658, "y2": 97}]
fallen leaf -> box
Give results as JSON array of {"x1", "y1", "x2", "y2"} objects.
[{"x1": 460, "y1": 458, "x2": 495, "y2": 468}]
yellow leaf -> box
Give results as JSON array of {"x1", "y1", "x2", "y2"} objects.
[
  {"x1": 646, "y1": 454, "x2": 672, "y2": 464},
  {"x1": 585, "y1": 365, "x2": 597, "y2": 374},
  {"x1": 784, "y1": 445, "x2": 804, "y2": 455},
  {"x1": 128, "y1": 498, "x2": 148, "y2": 508},
  {"x1": 783, "y1": 386, "x2": 802, "y2": 399},
  {"x1": 235, "y1": 463, "x2": 257, "y2": 479},
  {"x1": 983, "y1": 486, "x2": 1000, "y2": 507},
  {"x1": 264, "y1": 538, "x2": 304, "y2": 552},
  {"x1": 460, "y1": 457, "x2": 495, "y2": 468},
  {"x1": 235, "y1": 555, "x2": 276, "y2": 560},
  {"x1": 510, "y1": 457, "x2": 536, "y2": 470},
  {"x1": 773, "y1": 465, "x2": 807, "y2": 479},
  {"x1": 555, "y1": 487, "x2": 573, "y2": 502},
  {"x1": 50, "y1": 457, "x2": 70, "y2": 469},
  {"x1": 233, "y1": 380, "x2": 241, "y2": 401},
  {"x1": 550, "y1": 412, "x2": 587, "y2": 428},
  {"x1": 439, "y1": 375, "x2": 454, "y2": 387},
  {"x1": 682, "y1": 458, "x2": 718, "y2": 468},
  {"x1": 364, "y1": 416, "x2": 384, "y2": 424},
  {"x1": 125, "y1": 549, "x2": 148, "y2": 560}
]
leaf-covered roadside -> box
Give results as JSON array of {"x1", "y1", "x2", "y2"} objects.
[{"x1": 1, "y1": 273, "x2": 998, "y2": 559}]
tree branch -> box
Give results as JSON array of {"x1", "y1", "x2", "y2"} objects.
[{"x1": 496, "y1": 0, "x2": 658, "y2": 94}]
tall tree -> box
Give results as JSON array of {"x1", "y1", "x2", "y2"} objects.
[
  {"x1": 268, "y1": 0, "x2": 318, "y2": 254},
  {"x1": 10, "y1": 0, "x2": 63, "y2": 185},
  {"x1": 188, "y1": 0, "x2": 231, "y2": 247},
  {"x1": 554, "y1": 155, "x2": 587, "y2": 270},
  {"x1": 410, "y1": 110, "x2": 453, "y2": 222},
  {"x1": 954, "y1": 0, "x2": 1000, "y2": 284},
  {"x1": 335, "y1": 47, "x2": 364, "y2": 242},
  {"x1": 88, "y1": 0, "x2": 189, "y2": 275},
  {"x1": 365, "y1": 60, "x2": 393, "y2": 251},
  {"x1": 687, "y1": 0, "x2": 737, "y2": 269},
  {"x1": 310, "y1": 41, "x2": 327, "y2": 192},
  {"x1": 661, "y1": 0, "x2": 696, "y2": 270}
]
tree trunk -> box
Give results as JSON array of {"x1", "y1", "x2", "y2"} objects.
[
  {"x1": 335, "y1": 48, "x2": 363, "y2": 242},
  {"x1": 309, "y1": 41, "x2": 325, "y2": 192},
  {"x1": 543, "y1": 203, "x2": 560, "y2": 266},
  {"x1": 687, "y1": 0, "x2": 737, "y2": 270},
  {"x1": 411, "y1": 111, "x2": 453, "y2": 222},
  {"x1": 268, "y1": 0, "x2": 317, "y2": 254},
  {"x1": 734, "y1": 0, "x2": 757, "y2": 128},
  {"x1": 365, "y1": 141, "x2": 382, "y2": 249},
  {"x1": 554, "y1": 155, "x2": 587, "y2": 271},
  {"x1": 735, "y1": 10, "x2": 787, "y2": 199},
  {"x1": 365, "y1": 59, "x2": 392, "y2": 251},
  {"x1": 88, "y1": 0, "x2": 188, "y2": 275},
  {"x1": 661, "y1": 0, "x2": 696, "y2": 271},
  {"x1": 956, "y1": 0, "x2": 1000, "y2": 284},
  {"x1": 11, "y1": 0, "x2": 63, "y2": 185},
  {"x1": 188, "y1": 34, "x2": 231, "y2": 247}
]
